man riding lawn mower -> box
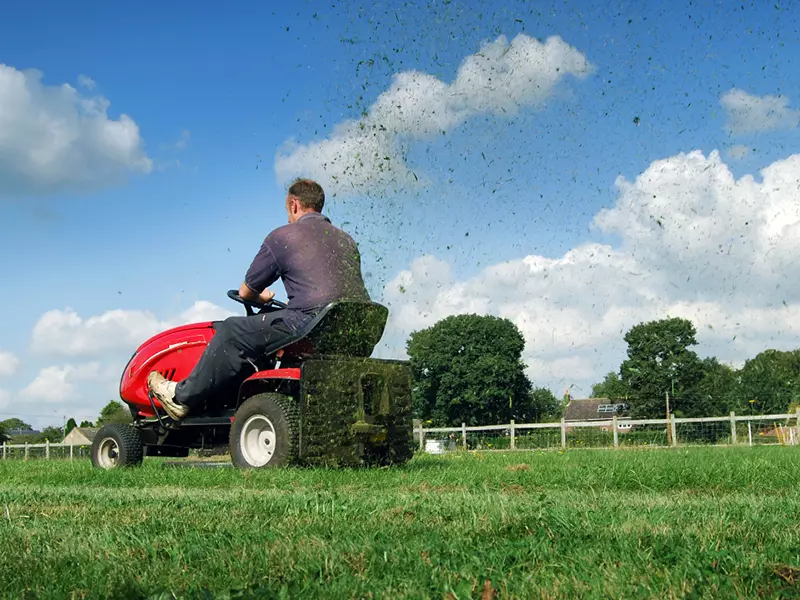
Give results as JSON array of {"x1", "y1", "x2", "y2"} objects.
[{"x1": 91, "y1": 179, "x2": 414, "y2": 470}]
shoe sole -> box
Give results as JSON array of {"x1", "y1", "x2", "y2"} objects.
[{"x1": 147, "y1": 382, "x2": 188, "y2": 420}]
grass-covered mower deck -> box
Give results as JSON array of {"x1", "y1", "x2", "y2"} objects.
[{"x1": 91, "y1": 292, "x2": 414, "y2": 469}]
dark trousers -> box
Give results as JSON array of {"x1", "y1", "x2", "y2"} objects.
[{"x1": 174, "y1": 309, "x2": 311, "y2": 410}]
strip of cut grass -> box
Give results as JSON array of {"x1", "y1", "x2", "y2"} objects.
[{"x1": 0, "y1": 446, "x2": 798, "y2": 599}]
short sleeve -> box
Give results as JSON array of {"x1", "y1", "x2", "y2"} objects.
[{"x1": 243, "y1": 238, "x2": 281, "y2": 293}]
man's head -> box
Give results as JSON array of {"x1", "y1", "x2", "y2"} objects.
[{"x1": 286, "y1": 178, "x2": 325, "y2": 223}]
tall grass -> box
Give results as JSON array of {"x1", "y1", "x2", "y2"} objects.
[{"x1": 1, "y1": 446, "x2": 798, "y2": 599}]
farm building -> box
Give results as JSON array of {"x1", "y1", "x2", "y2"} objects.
[
  {"x1": 563, "y1": 397, "x2": 633, "y2": 432},
  {"x1": 62, "y1": 427, "x2": 99, "y2": 446}
]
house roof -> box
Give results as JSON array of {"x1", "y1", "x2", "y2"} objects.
[
  {"x1": 64, "y1": 427, "x2": 100, "y2": 443},
  {"x1": 564, "y1": 398, "x2": 630, "y2": 421}
]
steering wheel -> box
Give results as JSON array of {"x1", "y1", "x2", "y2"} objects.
[{"x1": 227, "y1": 289, "x2": 288, "y2": 316}]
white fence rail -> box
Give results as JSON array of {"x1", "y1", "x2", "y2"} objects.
[
  {"x1": 1, "y1": 441, "x2": 91, "y2": 461},
  {"x1": 2, "y1": 409, "x2": 798, "y2": 461},
  {"x1": 414, "y1": 409, "x2": 800, "y2": 452}
]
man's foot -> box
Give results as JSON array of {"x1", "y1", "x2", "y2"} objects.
[{"x1": 147, "y1": 371, "x2": 189, "y2": 420}]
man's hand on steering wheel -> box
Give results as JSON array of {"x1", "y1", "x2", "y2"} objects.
[
  {"x1": 257, "y1": 288, "x2": 276, "y2": 304},
  {"x1": 230, "y1": 284, "x2": 288, "y2": 316}
]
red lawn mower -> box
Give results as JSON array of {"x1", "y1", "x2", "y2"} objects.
[{"x1": 91, "y1": 290, "x2": 415, "y2": 469}]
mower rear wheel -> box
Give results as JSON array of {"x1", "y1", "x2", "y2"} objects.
[
  {"x1": 91, "y1": 423, "x2": 144, "y2": 469},
  {"x1": 230, "y1": 393, "x2": 298, "y2": 468}
]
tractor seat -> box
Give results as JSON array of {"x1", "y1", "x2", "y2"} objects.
[{"x1": 263, "y1": 299, "x2": 389, "y2": 362}]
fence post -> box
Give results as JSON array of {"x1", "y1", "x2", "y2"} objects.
[
  {"x1": 510, "y1": 420, "x2": 516, "y2": 450},
  {"x1": 730, "y1": 411, "x2": 737, "y2": 445},
  {"x1": 560, "y1": 418, "x2": 566, "y2": 449},
  {"x1": 2, "y1": 442, "x2": 5, "y2": 460},
  {"x1": 45, "y1": 440, "x2": 50, "y2": 460},
  {"x1": 418, "y1": 426, "x2": 424, "y2": 451},
  {"x1": 70, "y1": 444, "x2": 74, "y2": 461},
  {"x1": 670, "y1": 414, "x2": 678, "y2": 447},
  {"x1": 795, "y1": 408, "x2": 800, "y2": 444},
  {"x1": 24, "y1": 443, "x2": 29, "y2": 461},
  {"x1": 461, "y1": 422, "x2": 467, "y2": 450},
  {"x1": 612, "y1": 415, "x2": 619, "y2": 448}
]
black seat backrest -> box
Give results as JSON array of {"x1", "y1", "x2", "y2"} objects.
[{"x1": 268, "y1": 300, "x2": 389, "y2": 360}]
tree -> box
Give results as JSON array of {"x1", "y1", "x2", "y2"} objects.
[
  {"x1": 40, "y1": 425, "x2": 64, "y2": 443},
  {"x1": 527, "y1": 387, "x2": 564, "y2": 422},
  {"x1": 619, "y1": 317, "x2": 705, "y2": 418},
  {"x1": 737, "y1": 349, "x2": 800, "y2": 415},
  {"x1": 0, "y1": 423, "x2": 8, "y2": 444},
  {"x1": 689, "y1": 357, "x2": 738, "y2": 418},
  {"x1": 0, "y1": 418, "x2": 32, "y2": 434},
  {"x1": 591, "y1": 372, "x2": 630, "y2": 399},
  {"x1": 65, "y1": 418, "x2": 78, "y2": 435},
  {"x1": 79, "y1": 420, "x2": 93, "y2": 428},
  {"x1": 407, "y1": 314, "x2": 535, "y2": 426},
  {"x1": 97, "y1": 400, "x2": 132, "y2": 425}
]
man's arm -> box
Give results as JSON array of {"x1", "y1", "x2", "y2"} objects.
[
  {"x1": 240, "y1": 238, "x2": 280, "y2": 304},
  {"x1": 239, "y1": 281, "x2": 275, "y2": 304}
]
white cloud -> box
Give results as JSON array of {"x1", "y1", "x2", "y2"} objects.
[
  {"x1": 0, "y1": 351, "x2": 20, "y2": 377},
  {"x1": 77, "y1": 74, "x2": 96, "y2": 90},
  {"x1": 20, "y1": 362, "x2": 115, "y2": 403},
  {"x1": 0, "y1": 389, "x2": 10, "y2": 410},
  {"x1": 721, "y1": 88, "x2": 800, "y2": 134},
  {"x1": 275, "y1": 33, "x2": 592, "y2": 196},
  {"x1": 30, "y1": 300, "x2": 236, "y2": 357},
  {"x1": 729, "y1": 145, "x2": 749, "y2": 159},
  {"x1": 593, "y1": 149, "x2": 800, "y2": 302},
  {"x1": 379, "y1": 149, "x2": 800, "y2": 396},
  {"x1": 0, "y1": 64, "x2": 152, "y2": 198}
]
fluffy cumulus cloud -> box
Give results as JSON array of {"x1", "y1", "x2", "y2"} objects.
[
  {"x1": 0, "y1": 64, "x2": 152, "y2": 198},
  {"x1": 721, "y1": 88, "x2": 800, "y2": 134},
  {"x1": 20, "y1": 362, "x2": 117, "y2": 403},
  {"x1": 379, "y1": 149, "x2": 800, "y2": 395},
  {"x1": 0, "y1": 351, "x2": 20, "y2": 377},
  {"x1": 275, "y1": 34, "x2": 592, "y2": 196},
  {"x1": 30, "y1": 300, "x2": 236, "y2": 357}
]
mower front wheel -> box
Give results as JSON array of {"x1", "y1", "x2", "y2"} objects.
[
  {"x1": 230, "y1": 393, "x2": 298, "y2": 468},
  {"x1": 91, "y1": 423, "x2": 144, "y2": 469}
]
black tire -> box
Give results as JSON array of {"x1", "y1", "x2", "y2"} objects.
[
  {"x1": 91, "y1": 423, "x2": 144, "y2": 469},
  {"x1": 229, "y1": 393, "x2": 299, "y2": 469}
]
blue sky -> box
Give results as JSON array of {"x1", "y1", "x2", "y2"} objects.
[{"x1": 1, "y1": 0, "x2": 799, "y2": 427}]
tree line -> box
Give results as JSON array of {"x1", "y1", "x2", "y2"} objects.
[
  {"x1": 408, "y1": 313, "x2": 800, "y2": 427},
  {"x1": 591, "y1": 316, "x2": 800, "y2": 419},
  {"x1": 2, "y1": 313, "x2": 797, "y2": 440}
]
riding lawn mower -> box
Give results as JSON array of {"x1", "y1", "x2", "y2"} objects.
[{"x1": 90, "y1": 290, "x2": 415, "y2": 469}]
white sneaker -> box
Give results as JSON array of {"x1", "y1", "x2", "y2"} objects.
[{"x1": 147, "y1": 371, "x2": 188, "y2": 420}]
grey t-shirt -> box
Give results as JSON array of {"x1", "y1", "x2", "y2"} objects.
[{"x1": 243, "y1": 212, "x2": 370, "y2": 319}]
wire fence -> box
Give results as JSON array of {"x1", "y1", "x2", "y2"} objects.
[
  {"x1": 1, "y1": 441, "x2": 92, "y2": 461},
  {"x1": 415, "y1": 410, "x2": 800, "y2": 453}
]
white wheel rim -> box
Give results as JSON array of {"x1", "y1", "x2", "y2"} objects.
[
  {"x1": 97, "y1": 437, "x2": 119, "y2": 469},
  {"x1": 240, "y1": 415, "x2": 277, "y2": 467}
]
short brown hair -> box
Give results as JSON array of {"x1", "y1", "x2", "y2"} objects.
[{"x1": 288, "y1": 178, "x2": 325, "y2": 212}]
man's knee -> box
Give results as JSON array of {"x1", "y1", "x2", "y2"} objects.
[{"x1": 212, "y1": 316, "x2": 246, "y2": 343}]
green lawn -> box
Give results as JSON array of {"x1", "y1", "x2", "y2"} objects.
[{"x1": 1, "y1": 446, "x2": 799, "y2": 599}]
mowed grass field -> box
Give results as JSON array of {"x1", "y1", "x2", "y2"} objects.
[{"x1": 1, "y1": 447, "x2": 799, "y2": 599}]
